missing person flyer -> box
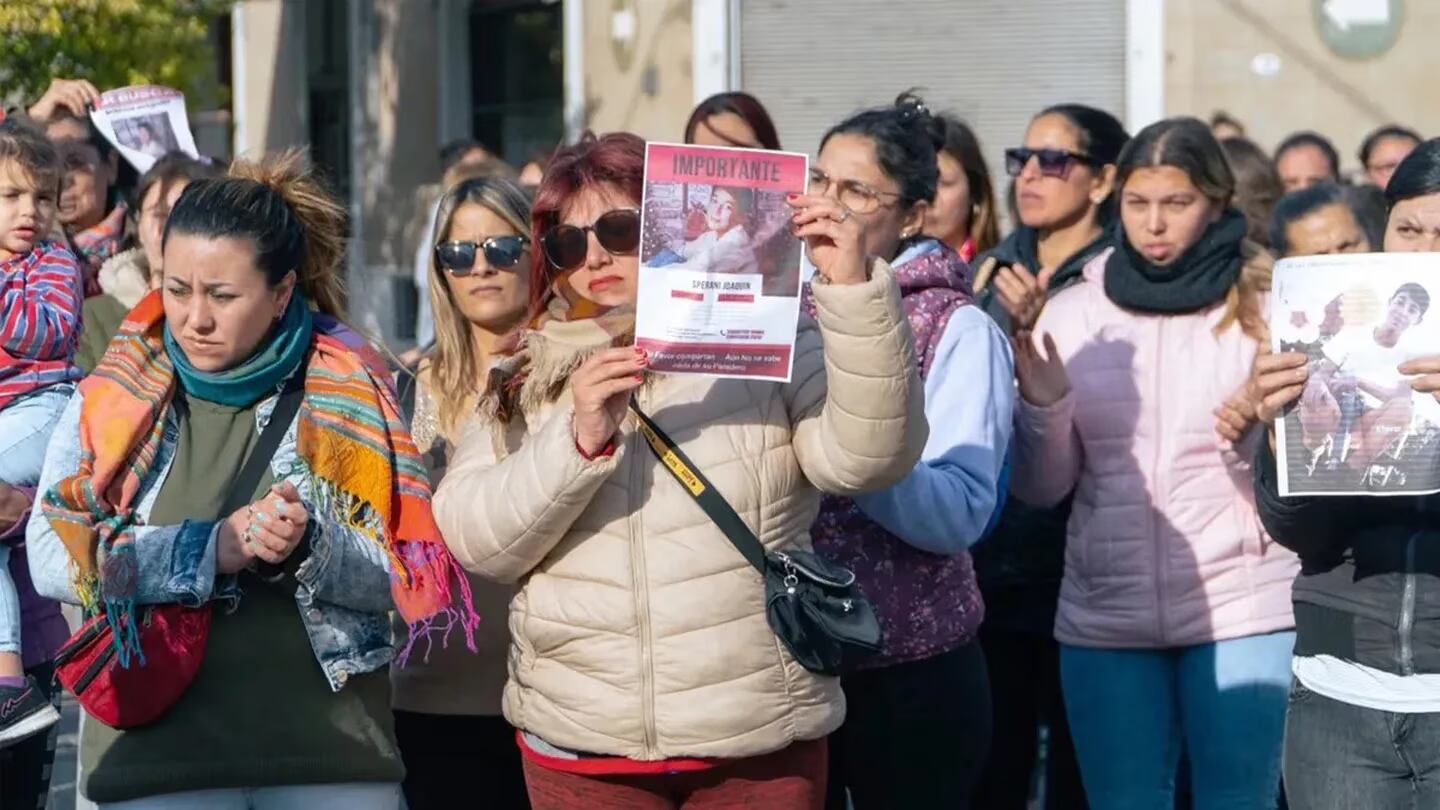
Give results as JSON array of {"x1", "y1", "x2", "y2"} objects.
[
  {"x1": 89, "y1": 85, "x2": 200, "y2": 174},
  {"x1": 634, "y1": 142, "x2": 808, "y2": 382},
  {"x1": 1271, "y1": 252, "x2": 1440, "y2": 496}
]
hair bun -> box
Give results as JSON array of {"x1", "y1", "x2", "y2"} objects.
[{"x1": 894, "y1": 91, "x2": 932, "y2": 124}]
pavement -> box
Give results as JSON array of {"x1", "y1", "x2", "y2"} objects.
[{"x1": 47, "y1": 693, "x2": 86, "y2": 810}]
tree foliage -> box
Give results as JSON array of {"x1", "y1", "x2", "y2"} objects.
[{"x1": 0, "y1": 0, "x2": 232, "y2": 108}]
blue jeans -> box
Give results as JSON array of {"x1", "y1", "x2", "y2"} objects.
[
  {"x1": 1061, "y1": 631, "x2": 1294, "y2": 810},
  {"x1": 97, "y1": 783, "x2": 402, "y2": 809},
  {"x1": 0, "y1": 383, "x2": 72, "y2": 655}
]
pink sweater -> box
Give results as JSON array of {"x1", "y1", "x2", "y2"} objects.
[{"x1": 1012, "y1": 250, "x2": 1297, "y2": 649}]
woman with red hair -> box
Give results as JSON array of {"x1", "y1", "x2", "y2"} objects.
[{"x1": 432, "y1": 131, "x2": 926, "y2": 808}]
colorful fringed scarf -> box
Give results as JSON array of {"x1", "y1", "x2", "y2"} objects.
[
  {"x1": 68, "y1": 202, "x2": 128, "y2": 297},
  {"x1": 40, "y1": 290, "x2": 478, "y2": 665}
]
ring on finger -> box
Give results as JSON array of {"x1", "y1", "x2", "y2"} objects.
[{"x1": 832, "y1": 208, "x2": 852, "y2": 223}]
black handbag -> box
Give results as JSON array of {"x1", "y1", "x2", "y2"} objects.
[{"x1": 629, "y1": 401, "x2": 882, "y2": 676}]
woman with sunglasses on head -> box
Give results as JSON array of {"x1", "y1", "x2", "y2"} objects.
[
  {"x1": 968, "y1": 103, "x2": 1128, "y2": 810},
  {"x1": 920, "y1": 112, "x2": 999, "y2": 262},
  {"x1": 1011, "y1": 117, "x2": 1297, "y2": 809},
  {"x1": 392, "y1": 177, "x2": 535, "y2": 809},
  {"x1": 803, "y1": 93, "x2": 1012, "y2": 810},
  {"x1": 431, "y1": 130, "x2": 925, "y2": 809}
]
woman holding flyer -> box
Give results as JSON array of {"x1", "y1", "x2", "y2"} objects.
[
  {"x1": 1010, "y1": 117, "x2": 1297, "y2": 808},
  {"x1": 801, "y1": 94, "x2": 1013, "y2": 810},
  {"x1": 431, "y1": 131, "x2": 926, "y2": 808},
  {"x1": 1252, "y1": 137, "x2": 1440, "y2": 809}
]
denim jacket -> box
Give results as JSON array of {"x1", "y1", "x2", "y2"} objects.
[{"x1": 26, "y1": 385, "x2": 397, "y2": 691}]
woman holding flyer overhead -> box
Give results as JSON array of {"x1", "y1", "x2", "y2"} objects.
[
  {"x1": 1009, "y1": 117, "x2": 1297, "y2": 809},
  {"x1": 1252, "y1": 137, "x2": 1440, "y2": 810},
  {"x1": 802, "y1": 93, "x2": 1013, "y2": 810},
  {"x1": 432, "y1": 131, "x2": 926, "y2": 808}
]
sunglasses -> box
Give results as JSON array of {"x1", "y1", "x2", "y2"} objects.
[
  {"x1": 434, "y1": 235, "x2": 530, "y2": 275},
  {"x1": 540, "y1": 208, "x2": 641, "y2": 271},
  {"x1": 1004, "y1": 147, "x2": 1097, "y2": 179}
]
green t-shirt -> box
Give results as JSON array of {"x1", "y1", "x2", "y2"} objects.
[{"x1": 81, "y1": 394, "x2": 401, "y2": 803}]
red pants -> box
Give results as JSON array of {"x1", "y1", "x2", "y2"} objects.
[{"x1": 522, "y1": 738, "x2": 827, "y2": 810}]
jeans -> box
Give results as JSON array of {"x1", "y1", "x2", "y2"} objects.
[
  {"x1": 1283, "y1": 679, "x2": 1440, "y2": 809},
  {"x1": 826, "y1": 641, "x2": 993, "y2": 810},
  {"x1": 0, "y1": 383, "x2": 71, "y2": 655},
  {"x1": 1060, "y1": 631, "x2": 1294, "y2": 810},
  {"x1": 97, "y1": 783, "x2": 402, "y2": 809}
]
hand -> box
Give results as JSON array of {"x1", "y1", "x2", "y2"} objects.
[
  {"x1": 993, "y1": 263, "x2": 1047, "y2": 331},
  {"x1": 27, "y1": 78, "x2": 102, "y2": 122},
  {"x1": 787, "y1": 193, "x2": 868, "y2": 285},
  {"x1": 216, "y1": 482, "x2": 311, "y2": 574},
  {"x1": 1399, "y1": 355, "x2": 1440, "y2": 404},
  {"x1": 1252, "y1": 351, "x2": 1310, "y2": 425},
  {"x1": 571, "y1": 347, "x2": 647, "y2": 457},
  {"x1": 1214, "y1": 385, "x2": 1259, "y2": 444},
  {"x1": 1013, "y1": 331, "x2": 1070, "y2": 408}
]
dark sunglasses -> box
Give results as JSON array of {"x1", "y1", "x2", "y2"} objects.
[
  {"x1": 540, "y1": 208, "x2": 641, "y2": 271},
  {"x1": 434, "y1": 235, "x2": 530, "y2": 275},
  {"x1": 1004, "y1": 147, "x2": 1098, "y2": 179}
]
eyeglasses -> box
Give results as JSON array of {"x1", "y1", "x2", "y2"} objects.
[
  {"x1": 434, "y1": 235, "x2": 530, "y2": 275},
  {"x1": 806, "y1": 167, "x2": 901, "y2": 214},
  {"x1": 540, "y1": 208, "x2": 641, "y2": 271},
  {"x1": 1005, "y1": 147, "x2": 1098, "y2": 179}
]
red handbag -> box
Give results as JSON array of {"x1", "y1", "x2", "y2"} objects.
[
  {"x1": 52, "y1": 364, "x2": 307, "y2": 729},
  {"x1": 53, "y1": 605, "x2": 211, "y2": 728}
]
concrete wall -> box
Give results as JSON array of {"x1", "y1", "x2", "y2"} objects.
[
  {"x1": 1165, "y1": 0, "x2": 1439, "y2": 177},
  {"x1": 580, "y1": 0, "x2": 695, "y2": 140},
  {"x1": 230, "y1": 0, "x2": 308, "y2": 157}
]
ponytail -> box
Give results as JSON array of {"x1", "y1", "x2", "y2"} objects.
[{"x1": 165, "y1": 148, "x2": 348, "y2": 317}]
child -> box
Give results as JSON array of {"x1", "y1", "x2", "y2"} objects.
[{"x1": 0, "y1": 119, "x2": 84, "y2": 748}]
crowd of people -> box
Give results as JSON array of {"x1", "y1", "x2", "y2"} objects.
[{"x1": 0, "y1": 72, "x2": 1438, "y2": 810}]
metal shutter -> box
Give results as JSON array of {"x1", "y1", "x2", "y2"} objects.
[{"x1": 739, "y1": 0, "x2": 1127, "y2": 191}]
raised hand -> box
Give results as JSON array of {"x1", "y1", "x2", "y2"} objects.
[
  {"x1": 571, "y1": 347, "x2": 647, "y2": 457},
  {"x1": 787, "y1": 193, "x2": 868, "y2": 286},
  {"x1": 1014, "y1": 331, "x2": 1070, "y2": 408}
]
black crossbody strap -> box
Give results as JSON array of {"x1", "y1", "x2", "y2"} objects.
[
  {"x1": 219, "y1": 356, "x2": 309, "y2": 515},
  {"x1": 628, "y1": 400, "x2": 767, "y2": 574}
]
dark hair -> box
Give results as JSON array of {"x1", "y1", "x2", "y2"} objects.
[
  {"x1": 1221, "y1": 137, "x2": 1283, "y2": 247},
  {"x1": 1267, "y1": 182, "x2": 1350, "y2": 255},
  {"x1": 1360, "y1": 125, "x2": 1422, "y2": 169},
  {"x1": 929, "y1": 112, "x2": 1000, "y2": 254},
  {"x1": 1274, "y1": 131, "x2": 1340, "y2": 179},
  {"x1": 528, "y1": 131, "x2": 645, "y2": 319},
  {"x1": 1034, "y1": 104, "x2": 1130, "y2": 222},
  {"x1": 1210, "y1": 110, "x2": 1245, "y2": 135},
  {"x1": 714, "y1": 185, "x2": 754, "y2": 213},
  {"x1": 439, "y1": 139, "x2": 488, "y2": 174},
  {"x1": 684, "y1": 92, "x2": 781, "y2": 151},
  {"x1": 1383, "y1": 137, "x2": 1440, "y2": 211},
  {"x1": 821, "y1": 91, "x2": 938, "y2": 209},
  {"x1": 1118, "y1": 117, "x2": 1235, "y2": 205},
  {"x1": 1394, "y1": 282, "x2": 1431, "y2": 319},
  {"x1": 164, "y1": 149, "x2": 348, "y2": 316},
  {"x1": 0, "y1": 117, "x2": 61, "y2": 194},
  {"x1": 1342, "y1": 184, "x2": 1387, "y2": 250},
  {"x1": 136, "y1": 152, "x2": 221, "y2": 211}
]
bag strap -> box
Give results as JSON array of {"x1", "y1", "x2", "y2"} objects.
[{"x1": 628, "y1": 399, "x2": 767, "y2": 574}]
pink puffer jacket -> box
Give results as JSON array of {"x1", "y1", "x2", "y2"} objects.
[{"x1": 1012, "y1": 250, "x2": 1297, "y2": 649}]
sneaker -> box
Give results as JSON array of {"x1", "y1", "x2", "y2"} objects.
[{"x1": 0, "y1": 675, "x2": 60, "y2": 749}]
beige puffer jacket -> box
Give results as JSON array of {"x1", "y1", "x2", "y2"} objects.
[{"x1": 433, "y1": 262, "x2": 926, "y2": 761}]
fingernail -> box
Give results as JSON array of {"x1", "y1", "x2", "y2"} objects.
[
  {"x1": 633, "y1": 374, "x2": 644, "y2": 381},
  {"x1": 786, "y1": 193, "x2": 798, "y2": 201}
]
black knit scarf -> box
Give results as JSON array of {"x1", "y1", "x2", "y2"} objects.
[{"x1": 1103, "y1": 208, "x2": 1247, "y2": 314}]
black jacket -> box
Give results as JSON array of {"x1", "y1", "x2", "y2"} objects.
[
  {"x1": 1254, "y1": 436, "x2": 1440, "y2": 675},
  {"x1": 970, "y1": 227, "x2": 1109, "y2": 634}
]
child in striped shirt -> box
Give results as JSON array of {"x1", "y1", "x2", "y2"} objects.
[{"x1": 0, "y1": 120, "x2": 83, "y2": 748}]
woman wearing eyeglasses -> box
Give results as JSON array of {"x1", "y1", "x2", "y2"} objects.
[
  {"x1": 431, "y1": 131, "x2": 924, "y2": 809},
  {"x1": 802, "y1": 94, "x2": 1012, "y2": 810},
  {"x1": 969, "y1": 103, "x2": 1128, "y2": 810},
  {"x1": 392, "y1": 177, "x2": 534, "y2": 809},
  {"x1": 1009, "y1": 117, "x2": 1296, "y2": 809}
]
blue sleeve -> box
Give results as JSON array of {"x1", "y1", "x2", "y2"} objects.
[{"x1": 852, "y1": 306, "x2": 1015, "y2": 553}]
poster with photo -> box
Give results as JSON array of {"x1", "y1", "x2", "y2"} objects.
[
  {"x1": 634, "y1": 142, "x2": 808, "y2": 382},
  {"x1": 1272, "y1": 252, "x2": 1440, "y2": 496},
  {"x1": 89, "y1": 86, "x2": 199, "y2": 173}
]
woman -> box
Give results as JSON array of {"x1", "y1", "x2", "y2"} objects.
[
  {"x1": 968, "y1": 102, "x2": 1129, "y2": 810},
  {"x1": 1010, "y1": 117, "x2": 1297, "y2": 809},
  {"x1": 53, "y1": 118, "x2": 127, "y2": 295},
  {"x1": 78, "y1": 153, "x2": 220, "y2": 371},
  {"x1": 394, "y1": 177, "x2": 534, "y2": 809},
  {"x1": 432, "y1": 131, "x2": 925, "y2": 808},
  {"x1": 26, "y1": 150, "x2": 474, "y2": 808},
  {"x1": 805, "y1": 95, "x2": 1012, "y2": 810},
  {"x1": 1253, "y1": 137, "x2": 1440, "y2": 809},
  {"x1": 1221, "y1": 136, "x2": 1284, "y2": 250},
  {"x1": 921, "y1": 112, "x2": 999, "y2": 261},
  {"x1": 684, "y1": 91, "x2": 782, "y2": 150}
]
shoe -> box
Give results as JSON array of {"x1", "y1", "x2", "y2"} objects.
[{"x1": 0, "y1": 675, "x2": 60, "y2": 749}]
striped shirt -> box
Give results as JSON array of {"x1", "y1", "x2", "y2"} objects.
[{"x1": 0, "y1": 241, "x2": 84, "y2": 409}]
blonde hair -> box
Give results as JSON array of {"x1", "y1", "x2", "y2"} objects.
[
  {"x1": 1216, "y1": 239, "x2": 1272, "y2": 341},
  {"x1": 167, "y1": 148, "x2": 348, "y2": 317},
  {"x1": 426, "y1": 175, "x2": 533, "y2": 434}
]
